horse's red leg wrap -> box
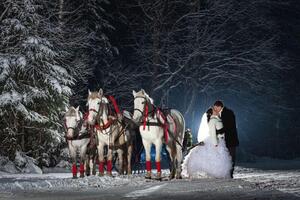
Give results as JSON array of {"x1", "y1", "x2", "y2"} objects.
[
  {"x1": 79, "y1": 163, "x2": 85, "y2": 175},
  {"x1": 72, "y1": 164, "x2": 77, "y2": 176},
  {"x1": 146, "y1": 161, "x2": 151, "y2": 172},
  {"x1": 107, "y1": 160, "x2": 112, "y2": 173},
  {"x1": 156, "y1": 161, "x2": 161, "y2": 172},
  {"x1": 99, "y1": 161, "x2": 104, "y2": 173}
]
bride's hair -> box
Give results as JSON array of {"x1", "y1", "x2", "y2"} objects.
[{"x1": 206, "y1": 108, "x2": 213, "y2": 122}]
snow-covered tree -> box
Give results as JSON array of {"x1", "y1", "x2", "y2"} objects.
[
  {"x1": 50, "y1": 0, "x2": 115, "y2": 107},
  {"x1": 0, "y1": 0, "x2": 73, "y2": 161}
]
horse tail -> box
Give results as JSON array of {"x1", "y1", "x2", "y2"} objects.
[{"x1": 170, "y1": 109, "x2": 185, "y2": 144}]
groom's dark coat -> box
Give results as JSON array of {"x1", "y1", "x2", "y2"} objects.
[{"x1": 221, "y1": 107, "x2": 239, "y2": 147}]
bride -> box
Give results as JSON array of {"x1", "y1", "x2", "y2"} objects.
[{"x1": 181, "y1": 108, "x2": 232, "y2": 178}]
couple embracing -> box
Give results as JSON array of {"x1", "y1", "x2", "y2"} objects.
[{"x1": 182, "y1": 100, "x2": 239, "y2": 179}]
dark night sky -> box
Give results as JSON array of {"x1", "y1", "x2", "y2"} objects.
[{"x1": 92, "y1": 0, "x2": 300, "y2": 159}]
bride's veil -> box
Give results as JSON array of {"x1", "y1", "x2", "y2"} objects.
[{"x1": 197, "y1": 112, "x2": 209, "y2": 142}]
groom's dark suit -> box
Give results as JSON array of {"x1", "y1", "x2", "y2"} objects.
[
  {"x1": 220, "y1": 106, "x2": 239, "y2": 178},
  {"x1": 221, "y1": 107, "x2": 239, "y2": 147}
]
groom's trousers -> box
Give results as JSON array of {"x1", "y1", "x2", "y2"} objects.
[{"x1": 228, "y1": 147, "x2": 236, "y2": 178}]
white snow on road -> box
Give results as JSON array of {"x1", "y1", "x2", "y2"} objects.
[
  {"x1": 124, "y1": 183, "x2": 167, "y2": 198},
  {"x1": 0, "y1": 173, "x2": 147, "y2": 191},
  {"x1": 0, "y1": 166, "x2": 299, "y2": 198}
]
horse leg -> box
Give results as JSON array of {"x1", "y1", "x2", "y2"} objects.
[
  {"x1": 142, "y1": 140, "x2": 152, "y2": 179},
  {"x1": 154, "y1": 141, "x2": 163, "y2": 181},
  {"x1": 97, "y1": 144, "x2": 105, "y2": 176},
  {"x1": 92, "y1": 152, "x2": 97, "y2": 175},
  {"x1": 127, "y1": 144, "x2": 133, "y2": 175},
  {"x1": 85, "y1": 154, "x2": 90, "y2": 176},
  {"x1": 69, "y1": 143, "x2": 77, "y2": 179},
  {"x1": 166, "y1": 143, "x2": 176, "y2": 179},
  {"x1": 106, "y1": 147, "x2": 113, "y2": 176},
  {"x1": 175, "y1": 144, "x2": 183, "y2": 179},
  {"x1": 117, "y1": 148, "x2": 124, "y2": 175},
  {"x1": 79, "y1": 144, "x2": 88, "y2": 178}
]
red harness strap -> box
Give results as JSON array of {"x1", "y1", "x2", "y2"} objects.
[
  {"x1": 143, "y1": 104, "x2": 149, "y2": 130},
  {"x1": 83, "y1": 112, "x2": 89, "y2": 120},
  {"x1": 108, "y1": 95, "x2": 121, "y2": 114},
  {"x1": 95, "y1": 119, "x2": 113, "y2": 131},
  {"x1": 157, "y1": 108, "x2": 169, "y2": 143}
]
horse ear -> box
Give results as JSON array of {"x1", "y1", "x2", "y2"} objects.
[
  {"x1": 65, "y1": 106, "x2": 69, "y2": 112},
  {"x1": 132, "y1": 90, "x2": 137, "y2": 97},
  {"x1": 141, "y1": 89, "x2": 145, "y2": 94},
  {"x1": 75, "y1": 106, "x2": 79, "y2": 111},
  {"x1": 88, "y1": 89, "x2": 91, "y2": 96},
  {"x1": 99, "y1": 88, "x2": 103, "y2": 96}
]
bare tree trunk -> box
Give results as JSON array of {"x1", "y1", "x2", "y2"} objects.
[
  {"x1": 184, "y1": 88, "x2": 197, "y2": 117},
  {"x1": 59, "y1": 0, "x2": 64, "y2": 27}
]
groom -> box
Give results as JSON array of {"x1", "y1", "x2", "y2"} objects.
[{"x1": 213, "y1": 100, "x2": 239, "y2": 178}]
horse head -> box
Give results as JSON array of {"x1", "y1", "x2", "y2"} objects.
[
  {"x1": 86, "y1": 88, "x2": 103, "y2": 125},
  {"x1": 64, "y1": 106, "x2": 82, "y2": 139},
  {"x1": 132, "y1": 89, "x2": 154, "y2": 123}
]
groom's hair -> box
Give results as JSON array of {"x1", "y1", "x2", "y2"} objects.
[{"x1": 214, "y1": 100, "x2": 224, "y2": 107}]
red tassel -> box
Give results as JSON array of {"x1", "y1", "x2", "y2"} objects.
[
  {"x1": 164, "y1": 124, "x2": 169, "y2": 143},
  {"x1": 72, "y1": 164, "x2": 77, "y2": 176},
  {"x1": 108, "y1": 96, "x2": 121, "y2": 114},
  {"x1": 99, "y1": 161, "x2": 104, "y2": 173},
  {"x1": 156, "y1": 161, "x2": 161, "y2": 172},
  {"x1": 107, "y1": 160, "x2": 112, "y2": 172},
  {"x1": 79, "y1": 163, "x2": 85, "y2": 174},
  {"x1": 143, "y1": 104, "x2": 149, "y2": 130},
  {"x1": 83, "y1": 112, "x2": 89, "y2": 120},
  {"x1": 146, "y1": 161, "x2": 151, "y2": 171}
]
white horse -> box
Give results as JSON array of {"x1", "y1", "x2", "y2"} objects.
[
  {"x1": 86, "y1": 89, "x2": 126, "y2": 176},
  {"x1": 132, "y1": 89, "x2": 185, "y2": 180},
  {"x1": 64, "y1": 106, "x2": 90, "y2": 178}
]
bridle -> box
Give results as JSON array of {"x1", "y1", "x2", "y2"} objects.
[
  {"x1": 64, "y1": 113, "x2": 82, "y2": 135},
  {"x1": 133, "y1": 95, "x2": 156, "y2": 124},
  {"x1": 133, "y1": 96, "x2": 147, "y2": 119},
  {"x1": 88, "y1": 97, "x2": 109, "y2": 122},
  {"x1": 88, "y1": 97, "x2": 101, "y2": 115}
]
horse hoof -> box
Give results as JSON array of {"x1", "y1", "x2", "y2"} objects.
[
  {"x1": 169, "y1": 175, "x2": 175, "y2": 179},
  {"x1": 80, "y1": 174, "x2": 84, "y2": 178},
  {"x1": 98, "y1": 173, "x2": 104, "y2": 177},
  {"x1": 107, "y1": 172, "x2": 112, "y2": 177},
  {"x1": 145, "y1": 171, "x2": 151, "y2": 179},
  {"x1": 72, "y1": 176, "x2": 78, "y2": 179},
  {"x1": 155, "y1": 172, "x2": 162, "y2": 181},
  {"x1": 176, "y1": 175, "x2": 182, "y2": 179}
]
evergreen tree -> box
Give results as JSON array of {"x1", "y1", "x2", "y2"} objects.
[{"x1": 0, "y1": 0, "x2": 73, "y2": 162}]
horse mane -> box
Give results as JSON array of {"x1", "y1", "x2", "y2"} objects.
[
  {"x1": 101, "y1": 96, "x2": 109, "y2": 104},
  {"x1": 88, "y1": 92, "x2": 102, "y2": 101},
  {"x1": 65, "y1": 107, "x2": 77, "y2": 117},
  {"x1": 136, "y1": 89, "x2": 154, "y2": 104}
]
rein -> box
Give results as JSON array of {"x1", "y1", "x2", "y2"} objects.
[{"x1": 64, "y1": 117, "x2": 86, "y2": 141}]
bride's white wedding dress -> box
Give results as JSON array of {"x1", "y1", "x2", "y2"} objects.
[{"x1": 182, "y1": 113, "x2": 232, "y2": 178}]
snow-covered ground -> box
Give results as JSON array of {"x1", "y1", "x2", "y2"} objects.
[
  {"x1": 0, "y1": 159, "x2": 299, "y2": 199},
  {"x1": 235, "y1": 166, "x2": 300, "y2": 197}
]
